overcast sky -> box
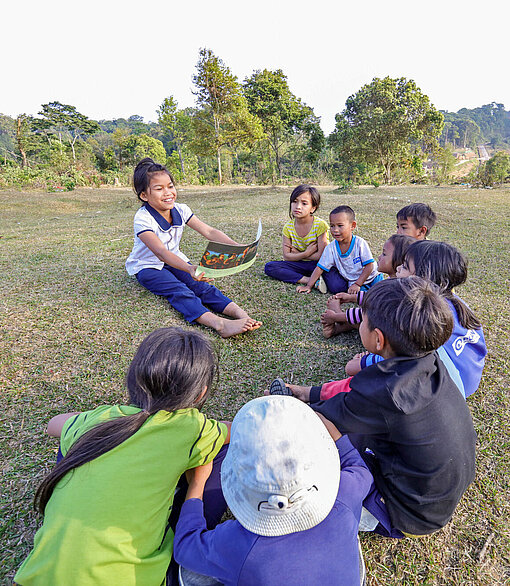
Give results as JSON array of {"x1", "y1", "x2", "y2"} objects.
[{"x1": 3, "y1": 0, "x2": 508, "y2": 134}]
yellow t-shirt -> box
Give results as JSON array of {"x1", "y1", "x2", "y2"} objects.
[
  {"x1": 15, "y1": 405, "x2": 227, "y2": 586},
  {"x1": 282, "y1": 216, "x2": 330, "y2": 252}
]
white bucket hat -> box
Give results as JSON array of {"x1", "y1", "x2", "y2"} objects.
[{"x1": 221, "y1": 395, "x2": 340, "y2": 537}]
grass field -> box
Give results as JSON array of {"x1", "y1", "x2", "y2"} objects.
[{"x1": 1, "y1": 183, "x2": 509, "y2": 584}]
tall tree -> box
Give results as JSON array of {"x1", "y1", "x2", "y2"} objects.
[
  {"x1": 34, "y1": 101, "x2": 100, "y2": 161},
  {"x1": 157, "y1": 97, "x2": 195, "y2": 181},
  {"x1": 330, "y1": 77, "x2": 443, "y2": 183},
  {"x1": 243, "y1": 69, "x2": 314, "y2": 181},
  {"x1": 192, "y1": 48, "x2": 262, "y2": 183}
]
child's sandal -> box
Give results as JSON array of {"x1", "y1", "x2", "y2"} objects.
[{"x1": 269, "y1": 377, "x2": 293, "y2": 396}]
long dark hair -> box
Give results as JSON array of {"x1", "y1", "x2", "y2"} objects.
[
  {"x1": 405, "y1": 240, "x2": 481, "y2": 330},
  {"x1": 387, "y1": 234, "x2": 415, "y2": 273},
  {"x1": 35, "y1": 328, "x2": 218, "y2": 514},
  {"x1": 133, "y1": 157, "x2": 175, "y2": 201}
]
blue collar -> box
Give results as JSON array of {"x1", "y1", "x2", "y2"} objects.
[
  {"x1": 335, "y1": 235, "x2": 356, "y2": 257},
  {"x1": 144, "y1": 203, "x2": 183, "y2": 231}
]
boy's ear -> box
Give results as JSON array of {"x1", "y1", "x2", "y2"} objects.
[
  {"x1": 351, "y1": 220, "x2": 357, "y2": 231},
  {"x1": 374, "y1": 328, "x2": 385, "y2": 352},
  {"x1": 417, "y1": 226, "x2": 428, "y2": 239},
  {"x1": 139, "y1": 191, "x2": 148, "y2": 202}
]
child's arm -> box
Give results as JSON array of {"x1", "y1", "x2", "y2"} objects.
[
  {"x1": 296, "y1": 266, "x2": 323, "y2": 293},
  {"x1": 187, "y1": 216, "x2": 239, "y2": 246},
  {"x1": 185, "y1": 461, "x2": 213, "y2": 501},
  {"x1": 139, "y1": 231, "x2": 210, "y2": 281},
  {"x1": 305, "y1": 231, "x2": 328, "y2": 261},
  {"x1": 47, "y1": 412, "x2": 80, "y2": 437},
  {"x1": 348, "y1": 261, "x2": 375, "y2": 294},
  {"x1": 282, "y1": 236, "x2": 317, "y2": 261}
]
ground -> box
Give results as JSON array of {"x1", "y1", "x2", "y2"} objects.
[{"x1": 1, "y1": 184, "x2": 509, "y2": 584}]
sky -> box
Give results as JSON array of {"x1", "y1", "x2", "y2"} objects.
[{"x1": 3, "y1": 0, "x2": 509, "y2": 135}]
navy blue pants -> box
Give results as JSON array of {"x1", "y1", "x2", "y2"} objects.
[
  {"x1": 136, "y1": 265, "x2": 232, "y2": 322},
  {"x1": 264, "y1": 260, "x2": 348, "y2": 293}
]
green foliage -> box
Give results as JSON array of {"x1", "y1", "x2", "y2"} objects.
[
  {"x1": 192, "y1": 48, "x2": 263, "y2": 183},
  {"x1": 470, "y1": 151, "x2": 510, "y2": 186},
  {"x1": 123, "y1": 134, "x2": 166, "y2": 167},
  {"x1": 330, "y1": 77, "x2": 443, "y2": 183},
  {"x1": 243, "y1": 69, "x2": 322, "y2": 181}
]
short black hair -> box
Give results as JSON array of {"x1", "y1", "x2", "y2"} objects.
[
  {"x1": 396, "y1": 203, "x2": 436, "y2": 236},
  {"x1": 288, "y1": 184, "x2": 321, "y2": 218},
  {"x1": 330, "y1": 205, "x2": 355, "y2": 222},
  {"x1": 361, "y1": 277, "x2": 453, "y2": 357}
]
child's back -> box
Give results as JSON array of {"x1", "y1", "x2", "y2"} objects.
[
  {"x1": 174, "y1": 396, "x2": 372, "y2": 586},
  {"x1": 311, "y1": 278, "x2": 476, "y2": 536},
  {"x1": 15, "y1": 329, "x2": 228, "y2": 586}
]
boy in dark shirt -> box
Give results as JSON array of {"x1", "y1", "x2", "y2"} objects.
[{"x1": 286, "y1": 277, "x2": 477, "y2": 537}]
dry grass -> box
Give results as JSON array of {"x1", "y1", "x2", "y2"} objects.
[{"x1": 1, "y1": 184, "x2": 509, "y2": 584}]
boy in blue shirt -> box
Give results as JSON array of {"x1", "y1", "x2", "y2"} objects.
[{"x1": 173, "y1": 396, "x2": 372, "y2": 586}]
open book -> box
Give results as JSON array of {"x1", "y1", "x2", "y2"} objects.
[{"x1": 195, "y1": 220, "x2": 262, "y2": 278}]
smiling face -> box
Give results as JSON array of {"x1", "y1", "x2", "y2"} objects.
[
  {"x1": 329, "y1": 212, "x2": 356, "y2": 244},
  {"x1": 139, "y1": 172, "x2": 177, "y2": 217},
  {"x1": 378, "y1": 239, "x2": 396, "y2": 276},
  {"x1": 396, "y1": 256, "x2": 416, "y2": 278},
  {"x1": 291, "y1": 191, "x2": 316, "y2": 219}
]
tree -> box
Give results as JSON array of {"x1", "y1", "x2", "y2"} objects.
[
  {"x1": 330, "y1": 77, "x2": 444, "y2": 183},
  {"x1": 157, "y1": 97, "x2": 196, "y2": 181},
  {"x1": 124, "y1": 134, "x2": 166, "y2": 167},
  {"x1": 34, "y1": 101, "x2": 100, "y2": 161},
  {"x1": 483, "y1": 151, "x2": 510, "y2": 185},
  {"x1": 243, "y1": 69, "x2": 315, "y2": 181},
  {"x1": 192, "y1": 48, "x2": 263, "y2": 183}
]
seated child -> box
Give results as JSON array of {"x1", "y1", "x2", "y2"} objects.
[
  {"x1": 125, "y1": 158, "x2": 261, "y2": 338},
  {"x1": 14, "y1": 328, "x2": 230, "y2": 586},
  {"x1": 345, "y1": 240, "x2": 487, "y2": 399},
  {"x1": 285, "y1": 277, "x2": 477, "y2": 537},
  {"x1": 264, "y1": 185, "x2": 347, "y2": 293},
  {"x1": 297, "y1": 205, "x2": 383, "y2": 295},
  {"x1": 173, "y1": 395, "x2": 373, "y2": 586},
  {"x1": 321, "y1": 234, "x2": 415, "y2": 338},
  {"x1": 396, "y1": 202, "x2": 436, "y2": 239}
]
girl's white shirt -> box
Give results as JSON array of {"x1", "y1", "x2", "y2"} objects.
[{"x1": 125, "y1": 203, "x2": 194, "y2": 275}]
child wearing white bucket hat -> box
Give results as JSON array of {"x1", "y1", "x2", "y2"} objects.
[{"x1": 173, "y1": 395, "x2": 372, "y2": 586}]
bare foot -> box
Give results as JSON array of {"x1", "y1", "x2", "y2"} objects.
[
  {"x1": 326, "y1": 297, "x2": 343, "y2": 312},
  {"x1": 222, "y1": 303, "x2": 262, "y2": 331},
  {"x1": 320, "y1": 309, "x2": 346, "y2": 325},
  {"x1": 217, "y1": 317, "x2": 258, "y2": 338},
  {"x1": 322, "y1": 322, "x2": 355, "y2": 339}
]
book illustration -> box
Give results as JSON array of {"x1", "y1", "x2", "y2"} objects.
[{"x1": 196, "y1": 220, "x2": 262, "y2": 278}]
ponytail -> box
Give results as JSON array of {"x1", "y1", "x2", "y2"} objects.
[
  {"x1": 35, "y1": 411, "x2": 151, "y2": 513},
  {"x1": 405, "y1": 240, "x2": 481, "y2": 330},
  {"x1": 35, "y1": 327, "x2": 217, "y2": 515}
]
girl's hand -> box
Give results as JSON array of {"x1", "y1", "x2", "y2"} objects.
[
  {"x1": 185, "y1": 461, "x2": 213, "y2": 501},
  {"x1": 190, "y1": 265, "x2": 213, "y2": 283},
  {"x1": 296, "y1": 285, "x2": 312, "y2": 294},
  {"x1": 304, "y1": 241, "x2": 318, "y2": 257},
  {"x1": 348, "y1": 283, "x2": 361, "y2": 295}
]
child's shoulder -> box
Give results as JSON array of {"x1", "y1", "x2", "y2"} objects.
[{"x1": 313, "y1": 216, "x2": 329, "y2": 231}]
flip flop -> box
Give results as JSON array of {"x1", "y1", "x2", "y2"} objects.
[{"x1": 269, "y1": 377, "x2": 293, "y2": 396}]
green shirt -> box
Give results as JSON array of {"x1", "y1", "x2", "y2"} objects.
[
  {"x1": 15, "y1": 405, "x2": 227, "y2": 586},
  {"x1": 282, "y1": 216, "x2": 329, "y2": 252}
]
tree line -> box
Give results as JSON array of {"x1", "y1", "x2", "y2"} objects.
[{"x1": 1, "y1": 48, "x2": 509, "y2": 190}]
